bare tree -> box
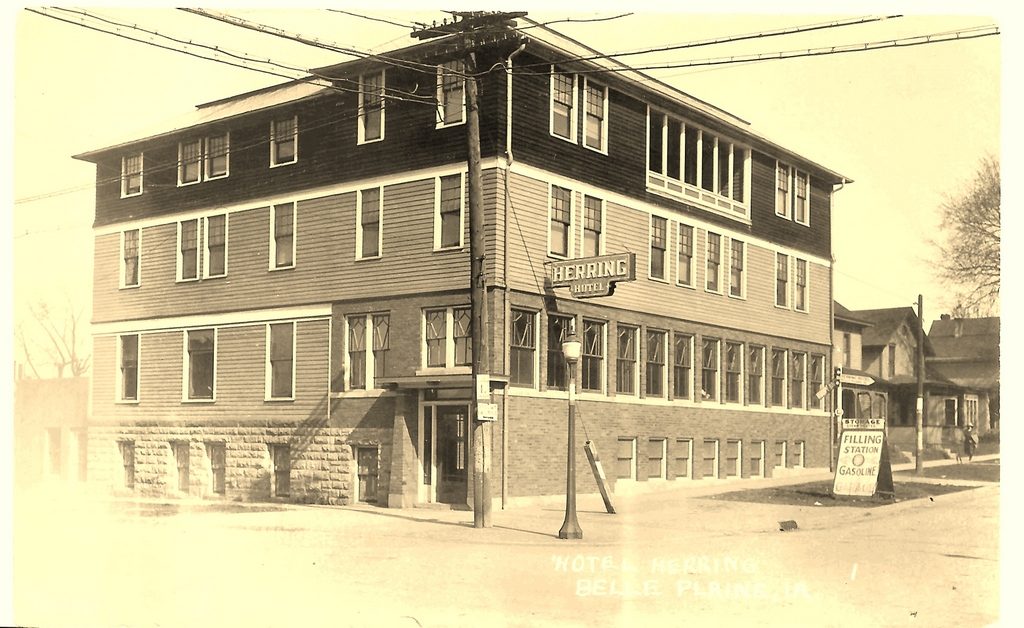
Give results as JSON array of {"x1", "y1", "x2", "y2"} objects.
[
  {"x1": 932, "y1": 155, "x2": 1000, "y2": 315},
  {"x1": 16, "y1": 296, "x2": 91, "y2": 378}
]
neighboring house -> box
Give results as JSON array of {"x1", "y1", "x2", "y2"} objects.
[
  {"x1": 832, "y1": 302, "x2": 887, "y2": 424},
  {"x1": 73, "y1": 17, "x2": 849, "y2": 507},
  {"x1": 13, "y1": 376, "x2": 90, "y2": 488},
  {"x1": 927, "y1": 315, "x2": 999, "y2": 433}
]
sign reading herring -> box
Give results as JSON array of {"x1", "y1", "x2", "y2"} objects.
[{"x1": 547, "y1": 253, "x2": 637, "y2": 298}]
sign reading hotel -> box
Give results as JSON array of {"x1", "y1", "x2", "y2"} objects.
[
  {"x1": 832, "y1": 418, "x2": 888, "y2": 497},
  {"x1": 547, "y1": 253, "x2": 637, "y2": 298}
]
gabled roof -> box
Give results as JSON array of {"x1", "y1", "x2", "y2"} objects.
[
  {"x1": 928, "y1": 317, "x2": 1000, "y2": 361},
  {"x1": 853, "y1": 307, "x2": 933, "y2": 352},
  {"x1": 833, "y1": 301, "x2": 871, "y2": 328}
]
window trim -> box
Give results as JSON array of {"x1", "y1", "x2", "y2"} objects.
[
  {"x1": 356, "y1": 186, "x2": 384, "y2": 260},
  {"x1": 177, "y1": 138, "x2": 203, "y2": 187},
  {"x1": 116, "y1": 333, "x2": 140, "y2": 404},
  {"x1": 649, "y1": 215, "x2": 669, "y2": 283},
  {"x1": 358, "y1": 69, "x2": 386, "y2": 145},
  {"x1": 547, "y1": 184, "x2": 575, "y2": 259},
  {"x1": 581, "y1": 319, "x2": 607, "y2": 394},
  {"x1": 265, "y1": 321, "x2": 296, "y2": 401},
  {"x1": 770, "y1": 347, "x2": 787, "y2": 408},
  {"x1": 644, "y1": 329, "x2": 667, "y2": 399},
  {"x1": 615, "y1": 324, "x2": 639, "y2": 397},
  {"x1": 434, "y1": 173, "x2": 465, "y2": 251},
  {"x1": 345, "y1": 312, "x2": 390, "y2": 391},
  {"x1": 775, "y1": 252, "x2": 790, "y2": 309},
  {"x1": 582, "y1": 77, "x2": 609, "y2": 154},
  {"x1": 747, "y1": 344, "x2": 765, "y2": 407},
  {"x1": 205, "y1": 132, "x2": 230, "y2": 180},
  {"x1": 579, "y1": 194, "x2": 605, "y2": 258},
  {"x1": 728, "y1": 238, "x2": 746, "y2": 299},
  {"x1": 176, "y1": 218, "x2": 201, "y2": 283},
  {"x1": 120, "y1": 152, "x2": 143, "y2": 198},
  {"x1": 672, "y1": 332, "x2": 694, "y2": 401},
  {"x1": 420, "y1": 306, "x2": 472, "y2": 371},
  {"x1": 182, "y1": 328, "x2": 217, "y2": 403},
  {"x1": 676, "y1": 223, "x2": 695, "y2": 288},
  {"x1": 705, "y1": 231, "x2": 723, "y2": 294},
  {"x1": 435, "y1": 60, "x2": 466, "y2": 129},
  {"x1": 119, "y1": 228, "x2": 141, "y2": 289},
  {"x1": 789, "y1": 351, "x2": 806, "y2": 410},
  {"x1": 509, "y1": 308, "x2": 539, "y2": 389},
  {"x1": 269, "y1": 202, "x2": 296, "y2": 270},
  {"x1": 549, "y1": 67, "x2": 578, "y2": 143},
  {"x1": 794, "y1": 258, "x2": 809, "y2": 313},
  {"x1": 269, "y1": 115, "x2": 298, "y2": 167},
  {"x1": 724, "y1": 341, "x2": 744, "y2": 405},
  {"x1": 648, "y1": 437, "x2": 668, "y2": 480},
  {"x1": 203, "y1": 214, "x2": 228, "y2": 279},
  {"x1": 776, "y1": 161, "x2": 811, "y2": 226},
  {"x1": 674, "y1": 437, "x2": 693, "y2": 479}
]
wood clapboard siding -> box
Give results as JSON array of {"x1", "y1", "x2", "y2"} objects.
[
  {"x1": 92, "y1": 320, "x2": 329, "y2": 423},
  {"x1": 747, "y1": 152, "x2": 832, "y2": 260},
  {"x1": 504, "y1": 170, "x2": 830, "y2": 344}
]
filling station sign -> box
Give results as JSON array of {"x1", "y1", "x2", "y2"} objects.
[{"x1": 832, "y1": 417, "x2": 894, "y2": 498}]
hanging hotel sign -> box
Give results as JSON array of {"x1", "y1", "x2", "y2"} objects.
[{"x1": 546, "y1": 253, "x2": 636, "y2": 298}]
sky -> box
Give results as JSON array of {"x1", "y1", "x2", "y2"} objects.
[{"x1": 4, "y1": 3, "x2": 1012, "y2": 377}]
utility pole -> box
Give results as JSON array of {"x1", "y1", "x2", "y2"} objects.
[
  {"x1": 915, "y1": 294, "x2": 925, "y2": 475},
  {"x1": 412, "y1": 11, "x2": 525, "y2": 528}
]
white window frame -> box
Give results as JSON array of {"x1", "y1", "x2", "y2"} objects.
[
  {"x1": 702, "y1": 438, "x2": 719, "y2": 480},
  {"x1": 747, "y1": 344, "x2": 766, "y2": 407},
  {"x1": 435, "y1": 60, "x2": 466, "y2": 129},
  {"x1": 433, "y1": 173, "x2": 465, "y2": 251},
  {"x1": 419, "y1": 306, "x2": 472, "y2": 372},
  {"x1": 116, "y1": 333, "x2": 140, "y2": 403},
  {"x1": 701, "y1": 337, "x2": 720, "y2": 402},
  {"x1": 356, "y1": 186, "x2": 384, "y2": 260},
  {"x1": 579, "y1": 194, "x2": 605, "y2": 258},
  {"x1": 547, "y1": 184, "x2": 574, "y2": 259},
  {"x1": 789, "y1": 351, "x2": 807, "y2": 410},
  {"x1": 176, "y1": 218, "x2": 201, "y2": 283},
  {"x1": 580, "y1": 319, "x2": 607, "y2": 395},
  {"x1": 617, "y1": 437, "x2": 637, "y2": 482},
  {"x1": 120, "y1": 152, "x2": 144, "y2": 198},
  {"x1": 269, "y1": 202, "x2": 296, "y2": 270},
  {"x1": 775, "y1": 440, "x2": 788, "y2": 470},
  {"x1": 582, "y1": 77, "x2": 608, "y2": 154},
  {"x1": 726, "y1": 439, "x2": 743, "y2": 477},
  {"x1": 182, "y1": 328, "x2": 217, "y2": 403},
  {"x1": 792, "y1": 440, "x2": 805, "y2": 468},
  {"x1": 751, "y1": 440, "x2": 766, "y2": 478},
  {"x1": 728, "y1": 238, "x2": 746, "y2": 299},
  {"x1": 676, "y1": 222, "x2": 695, "y2": 288},
  {"x1": 794, "y1": 258, "x2": 809, "y2": 313},
  {"x1": 615, "y1": 324, "x2": 639, "y2": 397},
  {"x1": 205, "y1": 132, "x2": 230, "y2": 180},
  {"x1": 775, "y1": 252, "x2": 790, "y2": 308},
  {"x1": 674, "y1": 438, "x2": 693, "y2": 479},
  {"x1": 119, "y1": 228, "x2": 142, "y2": 289},
  {"x1": 649, "y1": 215, "x2": 669, "y2": 283},
  {"x1": 358, "y1": 69, "x2": 386, "y2": 145},
  {"x1": 549, "y1": 67, "x2": 578, "y2": 143},
  {"x1": 648, "y1": 437, "x2": 668, "y2": 480},
  {"x1": 723, "y1": 340, "x2": 744, "y2": 405},
  {"x1": 509, "y1": 308, "x2": 539, "y2": 389},
  {"x1": 776, "y1": 161, "x2": 811, "y2": 225},
  {"x1": 270, "y1": 115, "x2": 298, "y2": 167},
  {"x1": 705, "y1": 231, "x2": 723, "y2": 294},
  {"x1": 203, "y1": 214, "x2": 228, "y2": 278},
  {"x1": 775, "y1": 161, "x2": 792, "y2": 219},
  {"x1": 770, "y1": 348, "x2": 788, "y2": 408},
  {"x1": 794, "y1": 170, "x2": 810, "y2": 226},
  {"x1": 644, "y1": 328, "x2": 668, "y2": 399},
  {"x1": 265, "y1": 321, "x2": 296, "y2": 401},
  {"x1": 177, "y1": 138, "x2": 203, "y2": 187}
]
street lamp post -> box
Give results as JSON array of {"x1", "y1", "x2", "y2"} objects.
[{"x1": 558, "y1": 332, "x2": 583, "y2": 540}]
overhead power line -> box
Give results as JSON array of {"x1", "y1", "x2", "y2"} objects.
[{"x1": 324, "y1": 9, "x2": 413, "y2": 30}]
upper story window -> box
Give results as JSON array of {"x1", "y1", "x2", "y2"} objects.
[
  {"x1": 435, "y1": 174, "x2": 464, "y2": 250},
  {"x1": 581, "y1": 319, "x2": 606, "y2": 393},
  {"x1": 184, "y1": 328, "x2": 215, "y2": 401},
  {"x1": 178, "y1": 139, "x2": 202, "y2": 185},
  {"x1": 266, "y1": 322, "x2": 295, "y2": 400},
  {"x1": 809, "y1": 354, "x2": 824, "y2": 410},
  {"x1": 789, "y1": 351, "x2": 806, "y2": 409},
  {"x1": 724, "y1": 341, "x2": 742, "y2": 403},
  {"x1": 705, "y1": 232, "x2": 722, "y2": 293},
  {"x1": 549, "y1": 185, "x2": 573, "y2": 258},
  {"x1": 119, "y1": 334, "x2": 139, "y2": 402},
  {"x1": 550, "y1": 69, "x2": 576, "y2": 141},
  {"x1": 776, "y1": 162, "x2": 810, "y2": 225},
  {"x1": 547, "y1": 314, "x2": 573, "y2": 391},
  {"x1": 583, "y1": 79, "x2": 608, "y2": 152},
  {"x1": 747, "y1": 345, "x2": 764, "y2": 406},
  {"x1": 180, "y1": 134, "x2": 230, "y2": 185},
  {"x1": 677, "y1": 223, "x2": 694, "y2": 287},
  {"x1": 359, "y1": 70, "x2": 385, "y2": 144},
  {"x1": 347, "y1": 313, "x2": 390, "y2": 390},
  {"x1": 177, "y1": 219, "x2": 199, "y2": 282},
  {"x1": 270, "y1": 116, "x2": 298, "y2": 166},
  {"x1": 204, "y1": 214, "x2": 227, "y2": 278},
  {"x1": 121, "y1": 153, "x2": 143, "y2": 198},
  {"x1": 582, "y1": 195, "x2": 603, "y2": 257},
  {"x1": 729, "y1": 238, "x2": 745, "y2": 298},
  {"x1": 647, "y1": 109, "x2": 750, "y2": 218},
  {"x1": 436, "y1": 60, "x2": 466, "y2": 127},
  {"x1": 357, "y1": 187, "x2": 383, "y2": 259},
  {"x1": 794, "y1": 258, "x2": 808, "y2": 312},
  {"x1": 645, "y1": 329, "x2": 666, "y2": 398},
  {"x1": 770, "y1": 348, "x2": 786, "y2": 407},
  {"x1": 615, "y1": 325, "x2": 638, "y2": 396},
  {"x1": 206, "y1": 133, "x2": 230, "y2": 179},
  {"x1": 120, "y1": 229, "x2": 141, "y2": 288},
  {"x1": 700, "y1": 337, "x2": 719, "y2": 401},
  {"x1": 423, "y1": 306, "x2": 471, "y2": 370},
  {"x1": 673, "y1": 333, "x2": 692, "y2": 400},
  {"x1": 509, "y1": 309, "x2": 537, "y2": 388},
  {"x1": 650, "y1": 216, "x2": 668, "y2": 281},
  {"x1": 271, "y1": 202, "x2": 295, "y2": 270},
  {"x1": 775, "y1": 253, "x2": 790, "y2": 308}
]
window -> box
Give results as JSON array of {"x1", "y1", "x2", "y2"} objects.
[
  {"x1": 615, "y1": 437, "x2": 636, "y2": 481},
  {"x1": 770, "y1": 348, "x2": 786, "y2": 407},
  {"x1": 121, "y1": 153, "x2": 143, "y2": 197},
  {"x1": 749, "y1": 440, "x2": 765, "y2": 477},
  {"x1": 701, "y1": 338, "x2": 719, "y2": 401},
  {"x1": 726, "y1": 440, "x2": 742, "y2": 477},
  {"x1": 359, "y1": 70, "x2": 385, "y2": 143},
  {"x1": 794, "y1": 258, "x2": 808, "y2": 312},
  {"x1": 650, "y1": 216, "x2": 667, "y2": 280},
  {"x1": 121, "y1": 229, "x2": 140, "y2": 288},
  {"x1": 724, "y1": 341, "x2": 742, "y2": 403},
  {"x1": 204, "y1": 214, "x2": 227, "y2": 278},
  {"x1": 510, "y1": 309, "x2": 536, "y2": 388},
  {"x1": 172, "y1": 441, "x2": 190, "y2": 493},
  {"x1": 207, "y1": 442, "x2": 226, "y2": 495},
  {"x1": 794, "y1": 171, "x2": 809, "y2": 225},
  {"x1": 271, "y1": 203, "x2": 295, "y2": 269},
  {"x1": 270, "y1": 444, "x2": 290, "y2": 497},
  {"x1": 702, "y1": 439, "x2": 719, "y2": 479},
  {"x1": 673, "y1": 333, "x2": 692, "y2": 399},
  {"x1": 790, "y1": 352, "x2": 806, "y2": 409},
  {"x1": 270, "y1": 116, "x2": 297, "y2": 166},
  {"x1": 645, "y1": 330, "x2": 666, "y2": 398},
  {"x1": 266, "y1": 322, "x2": 294, "y2": 399},
  {"x1": 436, "y1": 60, "x2": 465, "y2": 127},
  {"x1": 646, "y1": 111, "x2": 750, "y2": 216},
  {"x1": 706, "y1": 232, "x2": 721, "y2": 293},
  {"x1": 357, "y1": 187, "x2": 382, "y2": 259},
  {"x1": 791, "y1": 441, "x2": 805, "y2": 468},
  {"x1": 372, "y1": 314, "x2": 390, "y2": 384},
  {"x1": 436, "y1": 174, "x2": 463, "y2": 250},
  {"x1": 185, "y1": 329, "x2": 215, "y2": 400},
  {"x1": 809, "y1": 354, "x2": 824, "y2": 409},
  {"x1": 843, "y1": 332, "x2": 852, "y2": 368},
  {"x1": 178, "y1": 139, "x2": 202, "y2": 185},
  {"x1": 775, "y1": 440, "x2": 788, "y2": 470},
  {"x1": 583, "y1": 79, "x2": 607, "y2": 152},
  {"x1": 616, "y1": 325, "x2": 638, "y2": 395},
  {"x1": 777, "y1": 163, "x2": 810, "y2": 224},
  {"x1": 581, "y1": 320, "x2": 605, "y2": 393},
  {"x1": 776, "y1": 253, "x2": 789, "y2": 307},
  {"x1": 118, "y1": 441, "x2": 135, "y2": 489},
  {"x1": 677, "y1": 223, "x2": 694, "y2": 287},
  {"x1": 345, "y1": 314, "x2": 389, "y2": 390},
  {"x1": 648, "y1": 438, "x2": 667, "y2": 480},
  {"x1": 423, "y1": 307, "x2": 472, "y2": 369},
  {"x1": 549, "y1": 185, "x2": 572, "y2": 258},
  {"x1": 729, "y1": 239, "x2": 745, "y2": 298},
  {"x1": 888, "y1": 343, "x2": 897, "y2": 379},
  {"x1": 582, "y1": 195, "x2": 603, "y2": 257},
  {"x1": 674, "y1": 438, "x2": 693, "y2": 479},
  {"x1": 119, "y1": 334, "x2": 139, "y2": 402},
  {"x1": 546, "y1": 314, "x2": 572, "y2": 390},
  {"x1": 177, "y1": 218, "x2": 199, "y2": 281},
  {"x1": 550, "y1": 69, "x2": 576, "y2": 141},
  {"x1": 206, "y1": 133, "x2": 229, "y2": 179},
  {"x1": 775, "y1": 163, "x2": 791, "y2": 218},
  {"x1": 348, "y1": 316, "x2": 367, "y2": 390},
  {"x1": 747, "y1": 345, "x2": 764, "y2": 406}
]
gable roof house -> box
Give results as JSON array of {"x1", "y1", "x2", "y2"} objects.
[
  {"x1": 73, "y1": 15, "x2": 851, "y2": 507},
  {"x1": 928, "y1": 316, "x2": 1000, "y2": 432}
]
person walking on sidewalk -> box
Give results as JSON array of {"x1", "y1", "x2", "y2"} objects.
[{"x1": 963, "y1": 425, "x2": 978, "y2": 462}]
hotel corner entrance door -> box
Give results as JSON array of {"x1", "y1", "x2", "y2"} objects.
[{"x1": 421, "y1": 404, "x2": 469, "y2": 506}]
